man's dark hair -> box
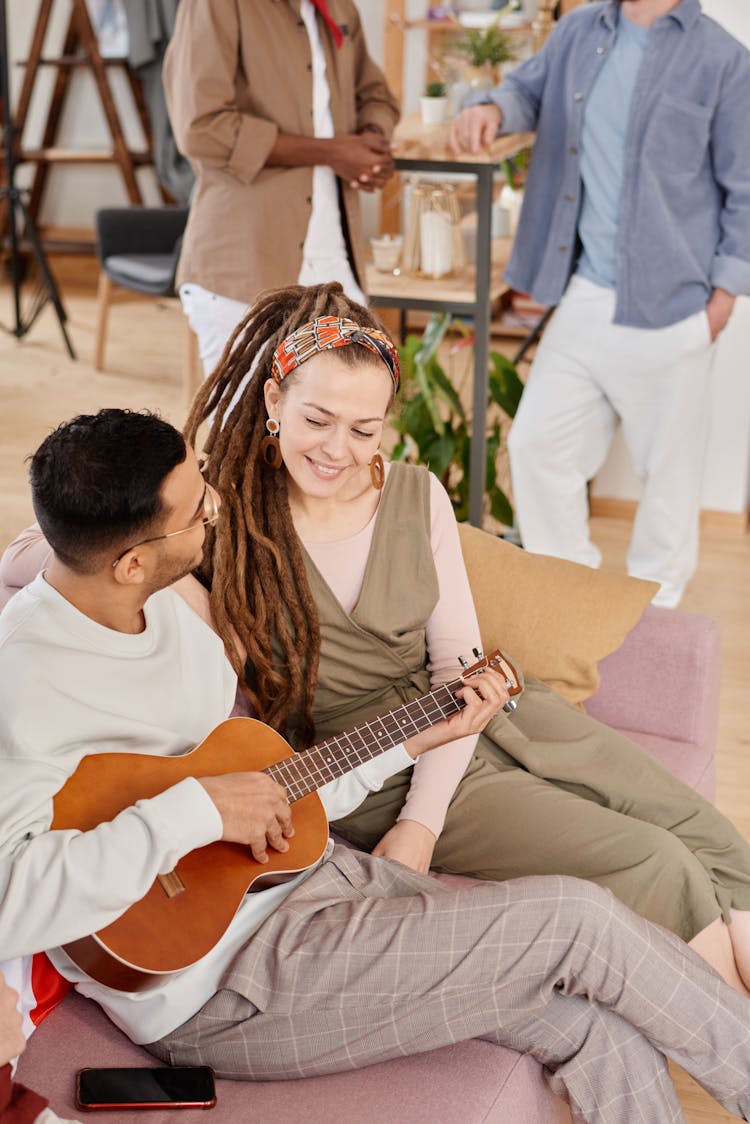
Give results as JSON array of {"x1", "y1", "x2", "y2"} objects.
[{"x1": 29, "y1": 409, "x2": 187, "y2": 574}]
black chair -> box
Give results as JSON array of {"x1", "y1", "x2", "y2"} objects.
[{"x1": 93, "y1": 206, "x2": 199, "y2": 396}]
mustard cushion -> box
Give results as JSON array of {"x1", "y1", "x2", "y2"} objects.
[{"x1": 458, "y1": 524, "x2": 658, "y2": 705}]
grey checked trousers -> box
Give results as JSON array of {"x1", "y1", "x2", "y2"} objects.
[{"x1": 152, "y1": 849, "x2": 750, "y2": 1123}]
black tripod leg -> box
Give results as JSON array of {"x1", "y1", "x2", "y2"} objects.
[
  {"x1": 17, "y1": 194, "x2": 76, "y2": 359},
  {"x1": 3, "y1": 190, "x2": 23, "y2": 333},
  {"x1": 0, "y1": 0, "x2": 76, "y2": 360}
]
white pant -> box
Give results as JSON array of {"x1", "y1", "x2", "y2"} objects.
[
  {"x1": 507, "y1": 275, "x2": 716, "y2": 608},
  {"x1": 180, "y1": 259, "x2": 366, "y2": 380},
  {"x1": 179, "y1": 284, "x2": 249, "y2": 380}
]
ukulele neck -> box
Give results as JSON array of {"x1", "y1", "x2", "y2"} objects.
[{"x1": 264, "y1": 679, "x2": 466, "y2": 804}]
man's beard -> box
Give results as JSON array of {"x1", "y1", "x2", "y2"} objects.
[{"x1": 148, "y1": 548, "x2": 203, "y2": 594}]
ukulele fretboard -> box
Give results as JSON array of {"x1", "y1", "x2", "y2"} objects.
[{"x1": 264, "y1": 678, "x2": 466, "y2": 803}]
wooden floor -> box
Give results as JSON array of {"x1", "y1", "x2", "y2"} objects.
[{"x1": 1, "y1": 284, "x2": 749, "y2": 1122}]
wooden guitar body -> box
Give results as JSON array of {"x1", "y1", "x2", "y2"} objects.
[{"x1": 52, "y1": 719, "x2": 329, "y2": 992}]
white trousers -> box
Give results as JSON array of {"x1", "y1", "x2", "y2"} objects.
[
  {"x1": 179, "y1": 284, "x2": 249, "y2": 381},
  {"x1": 180, "y1": 259, "x2": 366, "y2": 380},
  {"x1": 507, "y1": 275, "x2": 716, "y2": 608}
]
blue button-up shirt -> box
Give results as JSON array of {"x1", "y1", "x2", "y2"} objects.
[{"x1": 468, "y1": 0, "x2": 750, "y2": 328}]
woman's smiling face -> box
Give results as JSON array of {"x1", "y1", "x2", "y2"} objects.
[{"x1": 263, "y1": 350, "x2": 393, "y2": 500}]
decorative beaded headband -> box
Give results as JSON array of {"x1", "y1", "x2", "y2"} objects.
[{"x1": 270, "y1": 315, "x2": 401, "y2": 393}]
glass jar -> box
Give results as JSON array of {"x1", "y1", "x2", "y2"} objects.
[{"x1": 402, "y1": 181, "x2": 467, "y2": 280}]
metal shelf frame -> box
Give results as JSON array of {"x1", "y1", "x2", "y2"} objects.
[{"x1": 370, "y1": 155, "x2": 496, "y2": 527}]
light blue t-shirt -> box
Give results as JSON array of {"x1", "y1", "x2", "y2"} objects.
[{"x1": 576, "y1": 11, "x2": 651, "y2": 289}]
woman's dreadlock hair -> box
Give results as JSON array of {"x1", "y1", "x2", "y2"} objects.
[{"x1": 184, "y1": 282, "x2": 391, "y2": 747}]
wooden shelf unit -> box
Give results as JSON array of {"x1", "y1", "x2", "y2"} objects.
[{"x1": 366, "y1": 259, "x2": 510, "y2": 308}]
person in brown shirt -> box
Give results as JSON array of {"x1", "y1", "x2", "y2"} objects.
[{"x1": 164, "y1": 0, "x2": 400, "y2": 377}]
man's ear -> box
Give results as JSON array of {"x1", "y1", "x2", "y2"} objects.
[{"x1": 111, "y1": 549, "x2": 148, "y2": 586}]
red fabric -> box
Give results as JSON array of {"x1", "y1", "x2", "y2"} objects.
[
  {"x1": 0, "y1": 1063, "x2": 48, "y2": 1123},
  {"x1": 29, "y1": 954, "x2": 71, "y2": 1027},
  {"x1": 310, "y1": 0, "x2": 343, "y2": 48}
]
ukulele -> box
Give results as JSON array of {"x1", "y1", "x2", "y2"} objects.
[{"x1": 52, "y1": 650, "x2": 521, "y2": 992}]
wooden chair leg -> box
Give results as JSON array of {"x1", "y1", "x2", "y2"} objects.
[
  {"x1": 183, "y1": 317, "x2": 201, "y2": 407},
  {"x1": 94, "y1": 272, "x2": 112, "y2": 371}
]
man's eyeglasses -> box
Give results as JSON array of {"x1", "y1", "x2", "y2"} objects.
[{"x1": 112, "y1": 482, "x2": 221, "y2": 568}]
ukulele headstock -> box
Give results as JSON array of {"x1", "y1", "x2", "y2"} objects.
[{"x1": 460, "y1": 648, "x2": 523, "y2": 711}]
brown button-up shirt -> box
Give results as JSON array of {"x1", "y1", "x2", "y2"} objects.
[{"x1": 163, "y1": 0, "x2": 400, "y2": 303}]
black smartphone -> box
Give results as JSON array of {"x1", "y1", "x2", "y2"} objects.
[{"x1": 76, "y1": 1066, "x2": 216, "y2": 1111}]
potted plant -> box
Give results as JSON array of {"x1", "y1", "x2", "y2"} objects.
[
  {"x1": 391, "y1": 313, "x2": 525, "y2": 528},
  {"x1": 457, "y1": 24, "x2": 515, "y2": 89},
  {"x1": 420, "y1": 80, "x2": 449, "y2": 125}
]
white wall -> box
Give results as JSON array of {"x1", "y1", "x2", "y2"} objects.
[{"x1": 592, "y1": 0, "x2": 750, "y2": 516}]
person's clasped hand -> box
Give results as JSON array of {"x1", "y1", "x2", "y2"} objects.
[{"x1": 329, "y1": 134, "x2": 396, "y2": 191}]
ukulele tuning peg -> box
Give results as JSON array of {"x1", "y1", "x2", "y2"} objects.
[
  {"x1": 503, "y1": 699, "x2": 518, "y2": 713},
  {"x1": 458, "y1": 655, "x2": 470, "y2": 670},
  {"x1": 472, "y1": 647, "x2": 483, "y2": 659}
]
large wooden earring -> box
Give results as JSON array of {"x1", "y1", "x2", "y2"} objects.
[
  {"x1": 259, "y1": 417, "x2": 282, "y2": 470},
  {"x1": 370, "y1": 451, "x2": 385, "y2": 490}
]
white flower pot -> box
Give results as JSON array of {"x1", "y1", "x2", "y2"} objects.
[{"x1": 420, "y1": 96, "x2": 449, "y2": 126}]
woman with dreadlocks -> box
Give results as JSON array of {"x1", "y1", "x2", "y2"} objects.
[
  {"x1": 176, "y1": 280, "x2": 750, "y2": 997},
  {"x1": 6, "y1": 282, "x2": 750, "y2": 995}
]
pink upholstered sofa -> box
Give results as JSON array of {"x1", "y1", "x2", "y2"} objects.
[{"x1": 17, "y1": 604, "x2": 720, "y2": 1123}]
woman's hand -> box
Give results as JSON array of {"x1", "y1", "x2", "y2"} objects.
[
  {"x1": 404, "y1": 668, "x2": 509, "y2": 759},
  {"x1": 372, "y1": 819, "x2": 437, "y2": 874}
]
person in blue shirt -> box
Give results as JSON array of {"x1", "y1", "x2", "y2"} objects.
[{"x1": 451, "y1": 0, "x2": 750, "y2": 608}]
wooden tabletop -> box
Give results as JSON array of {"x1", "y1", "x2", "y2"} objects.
[{"x1": 392, "y1": 113, "x2": 534, "y2": 165}]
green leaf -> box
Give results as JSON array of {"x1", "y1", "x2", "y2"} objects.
[
  {"x1": 394, "y1": 397, "x2": 435, "y2": 449},
  {"x1": 426, "y1": 355, "x2": 466, "y2": 420},
  {"x1": 450, "y1": 317, "x2": 473, "y2": 339},
  {"x1": 489, "y1": 487, "x2": 514, "y2": 529},
  {"x1": 489, "y1": 351, "x2": 525, "y2": 419},
  {"x1": 485, "y1": 422, "x2": 502, "y2": 490},
  {"x1": 396, "y1": 334, "x2": 422, "y2": 387},
  {"x1": 415, "y1": 312, "x2": 451, "y2": 367},
  {"x1": 412, "y1": 359, "x2": 446, "y2": 434},
  {"x1": 500, "y1": 159, "x2": 516, "y2": 190},
  {"x1": 458, "y1": 24, "x2": 514, "y2": 67},
  {"x1": 423, "y1": 432, "x2": 457, "y2": 482}
]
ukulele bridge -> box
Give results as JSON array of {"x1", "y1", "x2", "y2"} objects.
[{"x1": 157, "y1": 870, "x2": 186, "y2": 898}]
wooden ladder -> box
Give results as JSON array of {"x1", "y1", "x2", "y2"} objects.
[{"x1": 2, "y1": 0, "x2": 165, "y2": 253}]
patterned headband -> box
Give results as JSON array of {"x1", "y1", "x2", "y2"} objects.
[{"x1": 270, "y1": 316, "x2": 401, "y2": 393}]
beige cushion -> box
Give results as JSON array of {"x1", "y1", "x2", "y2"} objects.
[{"x1": 458, "y1": 524, "x2": 658, "y2": 705}]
